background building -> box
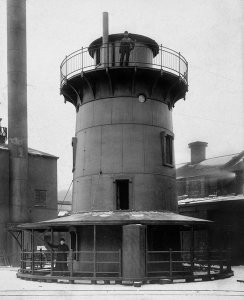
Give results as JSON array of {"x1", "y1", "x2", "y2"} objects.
[
  {"x1": 0, "y1": 0, "x2": 58, "y2": 266},
  {"x1": 177, "y1": 141, "x2": 244, "y2": 264},
  {"x1": 0, "y1": 135, "x2": 58, "y2": 265}
]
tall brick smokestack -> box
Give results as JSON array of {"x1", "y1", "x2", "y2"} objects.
[{"x1": 7, "y1": 0, "x2": 29, "y2": 223}]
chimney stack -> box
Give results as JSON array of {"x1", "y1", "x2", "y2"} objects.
[
  {"x1": 7, "y1": 0, "x2": 29, "y2": 222},
  {"x1": 188, "y1": 141, "x2": 208, "y2": 164}
]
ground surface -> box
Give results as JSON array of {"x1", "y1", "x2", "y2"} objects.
[{"x1": 0, "y1": 266, "x2": 244, "y2": 299}]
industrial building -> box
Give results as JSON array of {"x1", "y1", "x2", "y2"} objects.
[
  {"x1": 177, "y1": 141, "x2": 244, "y2": 264},
  {"x1": 0, "y1": 0, "x2": 58, "y2": 266},
  {"x1": 15, "y1": 10, "x2": 232, "y2": 285},
  {"x1": 0, "y1": 139, "x2": 58, "y2": 265}
]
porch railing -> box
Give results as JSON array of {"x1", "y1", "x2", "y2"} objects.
[
  {"x1": 60, "y1": 43, "x2": 188, "y2": 88},
  {"x1": 20, "y1": 249, "x2": 122, "y2": 278},
  {"x1": 19, "y1": 248, "x2": 231, "y2": 280},
  {"x1": 146, "y1": 249, "x2": 231, "y2": 278}
]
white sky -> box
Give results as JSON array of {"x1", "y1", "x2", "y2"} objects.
[{"x1": 0, "y1": 0, "x2": 243, "y2": 193}]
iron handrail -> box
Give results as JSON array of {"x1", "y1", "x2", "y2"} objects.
[
  {"x1": 60, "y1": 43, "x2": 188, "y2": 89},
  {"x1": 19, "y1": 248, "x2": 230, "y2": 280},
  {"x1": 20, "y1": 249, "x2": 122, "y2": 277},
  {"x1": 146, "y1": 249, "x2": 231, "y2": 277}
]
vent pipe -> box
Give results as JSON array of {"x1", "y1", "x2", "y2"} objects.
[{"x1": 102, "y1": 12, "x2": 109, "y2": 65}]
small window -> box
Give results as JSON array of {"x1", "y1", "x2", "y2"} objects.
[
  {"x1": 116, "y1": 180, "x2": 129, "y2": 210},
  {"x1": 72, "y1": 137, "x2": 77, "y2": 172},
  {"x1": 35, "y1": 190, "x2": 47, "y2": 207},
  {"x1": 165, "y1": 134, "x2": 173, "y2": 165},
  {"x1": 161, "y1": 131, "x2": 174, "y2": 167}
]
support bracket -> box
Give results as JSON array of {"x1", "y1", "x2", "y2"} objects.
[{"x1": 82, "y1": 72, "x2": 96, "y2": 100}]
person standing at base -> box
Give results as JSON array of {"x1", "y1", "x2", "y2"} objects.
[
  {"x1": 45, "y1": 238, "x2": 69, "y2": 276},
  {"x1": 119, "y1": 31, "x2": 135, "y2": 66}
]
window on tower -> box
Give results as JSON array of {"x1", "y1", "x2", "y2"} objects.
[
  {"x1": 72, "y1": 137, "x2": 77, "y2": 172},
  {"x1": 161, "y1": 131, "x2": 174, "y2": 167},
  {"x1": 115, "y1": 179, "x2": 130, "y2": 210},
  {"x1": 34, "y1": 190, "x2": 47, "y2": 207}
]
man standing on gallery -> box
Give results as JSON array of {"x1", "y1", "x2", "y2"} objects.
[{"x1": 119, "y1": 31, "x2": 135, "y2": 66}]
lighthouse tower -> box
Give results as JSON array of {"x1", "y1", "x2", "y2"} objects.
[
  {"x1": 60, "y1": 12, "x2": 190, "y2": 279},
  {"x1": 61, "y1": 14, "x2": 187, "y2": 214},
  {"x1": 17, "y1": 12, "x2": 231, "y2": 285}
]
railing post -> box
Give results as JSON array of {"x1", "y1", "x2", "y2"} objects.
[
  {"x1": 179, "y1": 52, "x2": 181, "y2": 78},
  {"x1": 118, "y1": 249, "x2": 121, "y2": 277},
  {"x1": 93, "y1": 250, "x2": 96, "y2": 278},
  {"x1": 50, "y1": 250, "x2": 54, "y2": 276},
  {"x1": 219, "y1": 250, "x2": 223, "y2": 273},
  {"x1": 70, "y1": 249, "x2": 73, "y2": 277},
  {"x1": 40, "y1": 248, "x2": 43, "y2": 269},
  {"x1": 207, "y1": 250, "x2": 211, "y2": 276},
  {"x1": 81, "y1": 47, "x2": 83, "y2": 73},
  {"x1": 31, "y1": 229, "x2": 34, "y2": 275},
  {"x1": 169, "y1": 248, "x2": 172, "y2": 279},
  {"x1": 23, "y1": 249, "x2": 26, "y2": 271},
  {"x1": 65, "y1": 55, "x2": 68, "y2": 80},
  {"x1": 93, "y1": 225, "x2": 96, "y2": 278},
  {"x1": 227, "y1": 248, "x2": 231, "y2": 272},
  {"x1": 190, "y1": 249, "x2": 194, "y2": 275},
  {"x1": 160, "y1": 44, "x2": 163, "y2": 73},
  {"x1": 186, "y1": 61, "x2": 189, "y2": 91},
  {"x1": 20, "y1": 231, "x2": 23, "y2": 271},
  {"x1": 60, "y1": 65, "x2": 62, "y2": 92}
]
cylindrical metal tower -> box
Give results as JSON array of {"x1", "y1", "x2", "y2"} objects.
[
  {"x1": 7, "y1": 0, "x2": 29, "y2": 223},
  {"x1": 61, "y1": 30, "x2": 188, "y2": 214}
]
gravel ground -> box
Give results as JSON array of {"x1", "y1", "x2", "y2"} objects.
[{"x1": 0, "y1": 266, "x2": 244, "y2": 299}]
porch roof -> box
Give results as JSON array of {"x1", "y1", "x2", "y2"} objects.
[{"x1": 16, "y1": 210, "x2": 211, "y2": 230}]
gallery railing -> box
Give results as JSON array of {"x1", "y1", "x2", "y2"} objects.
[
  {"x1": 19, "y1": 248, "x2": 231, "y2": 280},
  {"x1": 60, "y1": 43, "x2": 188, "y2": 88},
  {"x1": 20, "y1": 249, "x2": 122, "y2": 278},
  {"x1": 146, "y1": 249, "x2": 231, "y2": 278}
]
